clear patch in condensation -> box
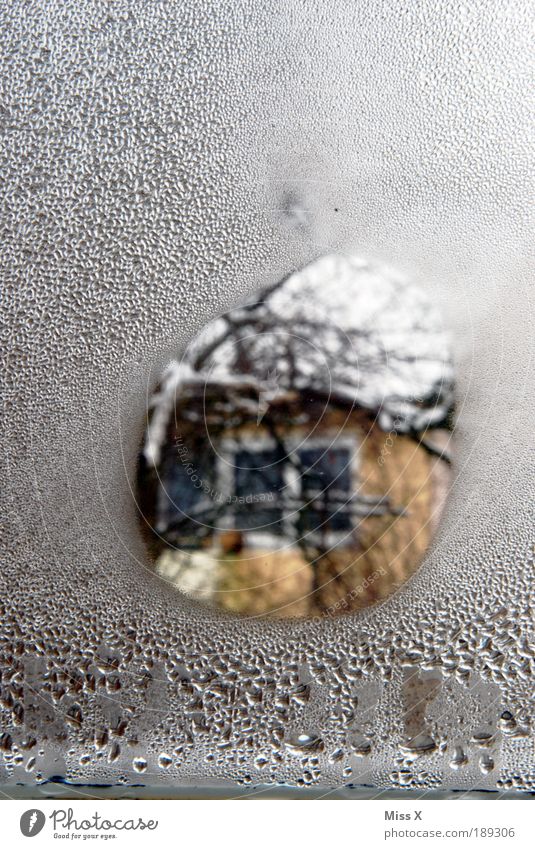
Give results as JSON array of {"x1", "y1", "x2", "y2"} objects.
[{"x1": 137, "y1": 255, "x2": 454, "y2": 618}]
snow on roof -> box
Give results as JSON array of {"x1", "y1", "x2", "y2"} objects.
[{"x1": 144, "y1": 255, "x2": 454, "y2": 465}]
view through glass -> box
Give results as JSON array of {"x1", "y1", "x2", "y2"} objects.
[{"x1": 137, "y1": 255, "x2": 454, "y2": 618}]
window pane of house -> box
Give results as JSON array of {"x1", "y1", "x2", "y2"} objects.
[
  {"x1": 233, "y1": 448, "x2": 284, "y2": 530},
  {"x1": 153, "y1": 444, "x2": 216, "y2": 547},
  {"x1": 298, "y1": 446, "x2": 353, "y2": 532}
]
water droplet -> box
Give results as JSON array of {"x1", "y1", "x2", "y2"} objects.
[
  {"x1": 470, "y1": 730, "x2": 495, "y2": 748},
  {"x1": 498, "y1": 711, "x2": 517, "y2": 734},
  {"x1": 348, "y1": 733, "x2": 372, "y2": 757},
  {"x1": 285, "y1": 732, "x2": 324, "y2": 756},
  {"x1": 399, "y1": 734, "x2": 437, "y2": 757},
  {"x1": 479, "y1": 754, "x2": 495, "y2": 774},
  {"x1": 449, "y1": 745, "x2": 468, "y2": 769}
]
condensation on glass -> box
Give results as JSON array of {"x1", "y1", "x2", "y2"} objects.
[
  {"x1": 1, "y1": 0, "x2": 533, "y2": 796},
  {"x1": 137, "y1": 256, "x2": 454, "y2": 618}
]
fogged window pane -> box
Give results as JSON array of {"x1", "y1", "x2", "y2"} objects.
[{"x1": 3, "y1": 0, "x2": 531, "y2": 797}]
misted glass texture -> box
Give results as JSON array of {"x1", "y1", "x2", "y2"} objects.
[{"x1": 1, "y1": 0, "x2": 533, "y2": 796}]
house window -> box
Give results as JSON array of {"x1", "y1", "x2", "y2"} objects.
[
  {"x1": 227, "y1": 442, "x2": 355, "y2": 539},
  {"x1": 297, "y1": 446, "x2": 353, "y2": 533},
  {"x1": 157, "y1": 448, "x2": 213, "y2": 542},
  {"x1": 233, "y1": 448, "x2": 284, "y2": 530}
]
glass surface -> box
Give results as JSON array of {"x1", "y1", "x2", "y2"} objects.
[{"x1": 2, "y1": 0, "x2": 533, "y2": 796}]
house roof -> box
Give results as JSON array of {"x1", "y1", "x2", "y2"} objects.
[{"x1": 144, "y1": 255, "x2": 454, "y2": 466}]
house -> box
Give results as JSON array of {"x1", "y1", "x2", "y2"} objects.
[
  {"x1": 137, "y1": 255, "x2": 454, "y2": 617},
  {"x1": 138, "y1": 376, "x2": 452, "y2": 618}
]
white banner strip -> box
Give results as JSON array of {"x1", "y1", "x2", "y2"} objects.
[{"x1": 0, "y1": 797, "x2": 532, "y2": 849}]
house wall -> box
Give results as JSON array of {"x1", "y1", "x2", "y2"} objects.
[
  {"x1": 357, "y1": 425, "x2": 435, "y2": 603},
  {"x1": 209, "y1": 406, "x2": 447, "y2": 617}
]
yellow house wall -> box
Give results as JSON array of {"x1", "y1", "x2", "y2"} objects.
[{"x1": 214, "y1": 407, "x2": 442, "y2": 617}]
